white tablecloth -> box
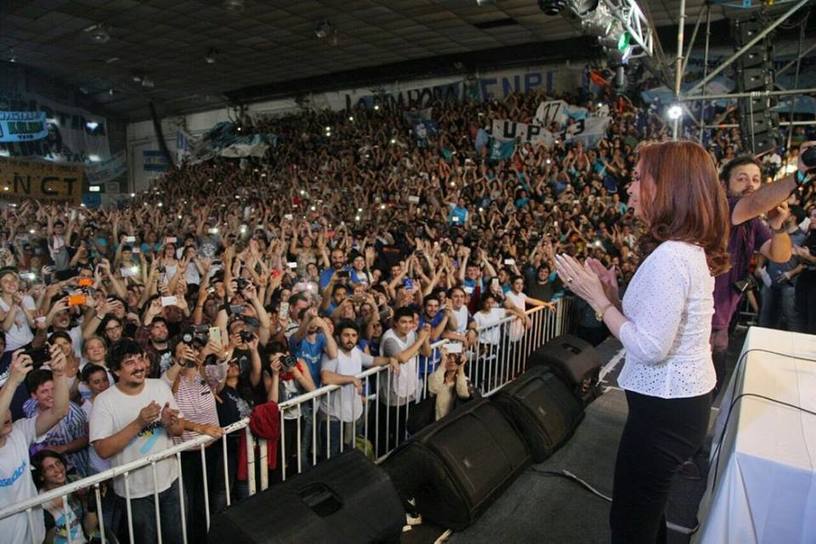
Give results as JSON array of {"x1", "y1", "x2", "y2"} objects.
[{"x1": 694, "y1": 327, "x2": 816, "y2": 544}]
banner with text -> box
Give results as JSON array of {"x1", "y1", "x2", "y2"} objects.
[
  {"x1": 0, "y1": 91, "x2": 110, "y2": 162},
  {"x1": 85, "y1": 151, "x2": 127, "y2": 185},
  {"x1": 0, "y1": 111, "x2": 48, "y2": 143},
  {"x1": 492, "y1": 115, "x2": 611, "y2": 148},
  {"x1": 0, "y1": 156, "x2": 83, "y2": 203},
  {"x1": 534, "y1": 100, "x2": 589, "y2": 127},
  {"x1": 323, "y1": 63, "x2": 581, "y2": 111}
]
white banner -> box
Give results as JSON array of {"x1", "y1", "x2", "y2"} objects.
[
  {"x1": 492, "y1": 115, "x2": 611, "y2": 148},
  {"x1": 534, "y1": 100, "x2": 589, "y2": 127},
  {"x1": 85, "y1": 151, "x2": 127, "y2": 185},
  {"x1": 491, "y1": 120, "x2": 554, "y2": 146}
]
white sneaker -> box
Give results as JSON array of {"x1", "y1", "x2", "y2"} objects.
[{"x1": 406, "y1": 512, "x2": 423, "y2": 526}]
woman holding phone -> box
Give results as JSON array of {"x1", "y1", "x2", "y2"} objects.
[
  {"x1": 428, "y1": 344, "x2": 471, "y2": 420},
  {"x1": 554, "y1": 141, "x2": 730, "y2": 543}
]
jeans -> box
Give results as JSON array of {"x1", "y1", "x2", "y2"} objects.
[
  {"x1": 115, "y1": 479, "x2": 184, "y2": 544},
  {"x1": 318, "y1": 414, "x2": 360, "y2": 459},
  {"x1": 759, "y1": 283, "x2": 800, "y2": 332},
  {"x1": 609, "y1": 390, "x2": 711, "y2": 544}
]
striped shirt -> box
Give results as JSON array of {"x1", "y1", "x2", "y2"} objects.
[
  {"x1": 23, "y1": 400, "x2": 91, "y2": 478},
  {"x1": 165, "y1": 363, "x2": 226, "y2": 442}
]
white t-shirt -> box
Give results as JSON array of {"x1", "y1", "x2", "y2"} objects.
[
  {"x1": 0, "y1": 295, "x2": 36, "y2": 351},
  {"x1": 473, "y1": 308, "x2": 507, "y2": 345},
  {"x1": 380, "y1": 329, "x2": 420, "y2": 406},
  {"x1": 505, "y1": 291, "x2": 528, "y2": 342},
  {"x1": 89, "y1": 379, "x2": 183, "y2": 498},
  {"x1": 320, "y1": 348, "x2": 375, "y2": 422},
  {"x1": 0, "y1": 417, "x2": 45, "y2": 544},
  {"x1": 81, "y1": 400, "x2": 112, "y2": 475},
  {"x1": 451, "y1": 306, "x2": 470, "y2": 334}
]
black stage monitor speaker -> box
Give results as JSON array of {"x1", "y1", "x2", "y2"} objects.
[
  {"x1": 493, "y1": 366, "x2": 584, "y2": 462},
  {"x1": 528, "y1": 334, "x2": 602, "y2": 404},
  {"x1": 208, "y1": 450, "x2": 404, "y2": 544},
  {"x1": 384, "y1": 398, "x2": 530, "y2": 530}
]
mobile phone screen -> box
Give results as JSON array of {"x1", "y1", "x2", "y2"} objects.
[{"x1": 68, "y1": 294, "x2": 87, "y2": 306}]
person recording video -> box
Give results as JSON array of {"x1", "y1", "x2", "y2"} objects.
[
  {"x1": 161, "y1": 330, "x2": 227, "y2": 542},
  {"x1": 428, "y1": 343, "x2": 471, "y2": 420}
]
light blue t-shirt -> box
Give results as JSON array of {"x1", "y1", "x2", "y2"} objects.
[{"x1": 289, "y1": 332, "x2": 327, "y2": 387}]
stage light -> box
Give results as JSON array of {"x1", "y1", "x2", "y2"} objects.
[
  {"x1": 85, "y1": 24, "x2": 111, "y2": 44},
  {"x1": 667, "y1": 104, "x2": 683, "y2": 120},
  {"x1": 348, "y1": 115, "x2": 354, "y2": 122},
  {"x1": 88, "y1": 154, "x2": 101, "y2": 162},
  {"x1": 205, "y1": 48, "x2": 218, "y2": 64},
  {"x1": 315, "y1": 20, "x2": 332, "y2": 39},
  {"x1": 89, "y1": 185, "x2": 101, "y2": 192},
  {"x1": 130, "y1": 193, "x2": 136, "y2": 197},
  {"x1": 86, "y1": 121, "x2": 99, "y2": 131},
  {"x1": 374, "y1": 104, "x2": 380, "y2": 111},
  {"x1": 223, "y1": 0, "x2": 245, "y2": 12},
  {"x1": 538, "y1": 0, "x2": 567, "y2": 16}
]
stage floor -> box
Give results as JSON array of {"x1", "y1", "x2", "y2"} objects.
[{"x1": 402, "y1": 329, "x2": 750, "y2": 544}]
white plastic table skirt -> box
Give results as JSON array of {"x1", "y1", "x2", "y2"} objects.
[{"x1": 694, "y1": 327, "x2": 816, "y2": 544}]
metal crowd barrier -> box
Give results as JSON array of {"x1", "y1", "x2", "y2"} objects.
[{"x1": 0, "y1": 299, "x2": 572, "y2": 544}]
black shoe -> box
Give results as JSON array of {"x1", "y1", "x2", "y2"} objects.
[{"x1": 678, "y1": 460, "x2": 702, "y2": 480}]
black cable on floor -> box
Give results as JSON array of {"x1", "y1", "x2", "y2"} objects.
[{"x1": 529, "y1": 467, "x2": 612, "y2": 502}]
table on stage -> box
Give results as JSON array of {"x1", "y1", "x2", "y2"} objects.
[{"x1": 694, "y1": 327, "x2": 816, "y2": 544}]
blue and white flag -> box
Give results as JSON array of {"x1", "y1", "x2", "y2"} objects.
[
  {"x1": 475, "y1": 128, "x2": 490, "y2": 151},
  {"x1": 489, "y1": 139, "x2": 515, "y2": 160}
]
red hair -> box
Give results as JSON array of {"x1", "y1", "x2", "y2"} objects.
[{"x1": 636, "y1": 141, "x2": 731, "y2": 276}]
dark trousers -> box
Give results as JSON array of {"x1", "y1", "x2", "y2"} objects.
[
  {"x1": 371, "y1": 401, "x2": 409, "y2": 458},
  {"x1": 610, "y1": 390, "x2": 711, "y2": 544},
  {"x1": 181, "y1": 444, "x2": 224, "y2": 543},
  {"x1": 795, "y1": 275, "x2": 816, "y2": 334}
]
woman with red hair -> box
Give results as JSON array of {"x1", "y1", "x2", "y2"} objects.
[{"x1": 555, "y1": 140, "x2": 730, "y2": 543}]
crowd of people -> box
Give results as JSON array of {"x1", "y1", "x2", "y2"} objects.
[{"x1": 0, "y1": 79, "x2": 814, "y2": 543}]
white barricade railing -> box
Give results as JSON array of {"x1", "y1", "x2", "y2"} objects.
[{"x1": 0, "y1": 298, "x2": 572, "y2": 543}]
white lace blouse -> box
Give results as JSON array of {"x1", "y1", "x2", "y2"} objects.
[{"x1": 617, "y1": 240, "x2": 716, "y2": 399}]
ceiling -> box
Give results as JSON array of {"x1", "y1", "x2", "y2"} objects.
[{"x1": 0, "y1": 0, "x2": 781, "y2": 121}]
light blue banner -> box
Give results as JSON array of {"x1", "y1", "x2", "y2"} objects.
[
  {"x1": 489, "y1": 139, "x2": 515, "y2": 161},
  {"x1": 0, "y1": 111, "x2": 48, "y2": 143}
]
